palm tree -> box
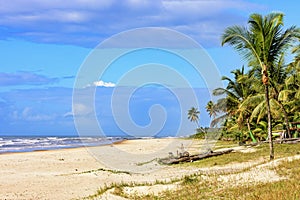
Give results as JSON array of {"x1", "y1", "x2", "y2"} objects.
[
  {"x1": 206, "y1": 101, "x2": 217, "y2": 119},
  {"x1": 292, "y1": 44, "x2": 300, "y2": 63},
  {"x1": 279, "y1": 59, "x2": 300, "y2": 122},
  {"x1": 213, "y1": 67, "x2": 257, "y2": 142},
  {"x1": 188, "y1": 107, "x2": 200, "y2": 127},
  {"x1": 245, "y1": 54, "x2": 293, "y2": 138},
  {"x1": 268, "y1": 54, "x2": 292, "y2": 138},
  {"x1": 213, "y1": 67, "x2": 255, "y2": 121},
  {"x1": 221, "y1": 13, "x2": 299, "y2": 160}
]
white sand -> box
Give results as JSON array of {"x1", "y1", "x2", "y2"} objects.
[
  {"x1": 0, "y1": 138, "x2": 203, "y2": 200},
  {"x1": 1, "y1": 138, "x2": 297, "y2": 199}
]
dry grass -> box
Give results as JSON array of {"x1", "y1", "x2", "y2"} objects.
[
  {"x1": 217, "y1": 159, "x2": 300, "y2": 200},
  {"x1": 84, "y1": 142, "x2": 300, "y2": 200},
  {"x1": 128, "y1": 143, "x2": 300, "y2": 200},
  {"x1": 180, "y1": 142, "x2": 300, "y2": 168}
]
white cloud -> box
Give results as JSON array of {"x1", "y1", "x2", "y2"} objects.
[
  {"x1": 64, "y1": 103, "x2": 93, "y2": 117},
  {"x1": 93, "y1": 80, "x2": 116, "y2": 87},
  {"x1": 11, "y1": 107, "x2": 56, "y2": 121},
  {"x1": 74, "y1": 103, "x2": 91, "y2": 115},
  {"x1": 162, "y1": 0, "x2": 257, "y2": 16},
  {"x1": 0, "y1": 0, "x2": 263, "y2": 47}
]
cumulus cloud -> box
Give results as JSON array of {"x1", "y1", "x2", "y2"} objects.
[
  {"x1": 0, "y1": 71, "x2": 58, "y2": 86},
  {"x1": 93, "y1": 80, "x2": 116, "y2": 87},
  {"x1": 0, "y1": 0, "x2": 262, "y2": 47},
  {"x1": 85, "y1": 80, "x2": 116, "y2": 88}
]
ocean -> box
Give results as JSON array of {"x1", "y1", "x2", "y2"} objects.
[{"x1": 0, "y1": 136, "x2": 124, "y2": 154}]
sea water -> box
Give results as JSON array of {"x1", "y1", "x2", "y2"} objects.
[{"x1": 0, "y1": 136, "x2": 124, "y2": 153}]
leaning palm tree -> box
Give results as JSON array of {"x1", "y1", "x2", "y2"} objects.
[
  {"x1": 188, "y1": 107, "x2": 200, "y2": 127},
  {"x1": 222, "y1": 13, "x2": 299, "y2": 160}
]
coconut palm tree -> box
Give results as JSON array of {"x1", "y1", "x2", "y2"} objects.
[
  {"x1": 213, "y1": 67, "x2": 258, "y2": 142},
  {"x1": 268, "y1": 54, "x2": 292, "y2": 137},
  {"x1": 279, "y1": 59, "x2": 300, "y2": 122},
  {"x1": 221, "y1": 13, "x2": 299, "y2": 160},
  {"x1": 246, "y1": 53, "x2": 293, "y2": 138},
  {"x1": 188, "y1": 107, "x2": 200, "y2": 127},
  {"x1": 206, "y1": 101, "x2": 217, "y2": 119},
  {"x1": 213, "y1": 67, "x2": 255, "y2": 121}
]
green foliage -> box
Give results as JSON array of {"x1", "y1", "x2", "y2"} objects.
[
  {"x1": 189, "y1": 131, "x2": 205, "y2": 139},
  {"x1": 210, "y1": 13, "x2": 300, "y2": 143},
  {"x1": 189, "y1": 127, "x2": 207, "y2": 139},
  {"x1": 187, "y1": 107, "x2": 200, "y2": 127}
]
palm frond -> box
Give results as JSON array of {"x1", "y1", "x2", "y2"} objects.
[{"x1": 250, "y1": 101, "x2": 265, "y2": 123}]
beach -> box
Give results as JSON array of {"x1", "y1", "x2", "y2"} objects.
[
  {"x1": 1, "y1": 137, "x2": 300, "y2": 199},
  {"x1": 0, "y1": 138, "x2": 203, "y2": 199}
]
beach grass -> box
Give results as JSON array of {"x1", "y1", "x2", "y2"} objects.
[
  {"x1": 178, "y1": 142, "x2": 300, "y2": 168},
  {"x1": 129, "y1": 158, "x2": 300, "y2": 200},
  {"x1": 87, "y1": 142, "x2": 300, "y2": 200},
  {"x1": 129, "y1": 143, "x2": 300, "y2": 200}
]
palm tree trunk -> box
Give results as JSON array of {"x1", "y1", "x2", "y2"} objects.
[
  {"x1": 278, "y1": 102, "x2": 291, "y2": 138},
  {"x1": 263, "y1": 65, "x2": 274, "y2": 160},
  {"x1": 265, "y1": 84, "x2": 274, "y2": 160},
  {"x1": 270, "y1": 83, "x2": 292, "y2": 138}
]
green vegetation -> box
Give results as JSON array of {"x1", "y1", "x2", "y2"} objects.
[
  {"x1": 187, "y1": 107, "x2": 200, "y2": 127},
  {"x1": 180, "y1": 143, "x2": 300, "y2": 168},
  {"x1": 220, "y1": 12, "x2": 299, "y2": 160},
  {"x1": 189, "y1": 12, "x2": 300, "y2": 160}
]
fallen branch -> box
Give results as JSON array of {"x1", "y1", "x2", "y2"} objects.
[
  {"x1": 281, "y1": 139, "x2": 300, "y2": 144},
  {"x1": 159, "y1": 149, "x2": 234, "y2": 165},
  {"x1": 273, "y1": 138, "x2": 300, "y2": 144}
]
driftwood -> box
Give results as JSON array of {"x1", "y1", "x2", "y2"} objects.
[
  {"x1": 279, "y1": 138, "x2": 300, "y2": 144},
  {"x1": 273, "y1": 138, "x2": 300, "y2": 144},
  {"x1": 159, "y1": 149, "x2": 234, "y2": 165}
]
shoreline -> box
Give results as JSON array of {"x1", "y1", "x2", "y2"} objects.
[
  {"x1": 0, "y1": 136, "x2": 185, "y2": 155},
  {"x1": 0, "y1": 138, "x2": 127, "y2": 156}
]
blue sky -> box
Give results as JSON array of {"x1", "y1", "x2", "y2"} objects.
[{"x1": 0, "y1": 0, "x2": 299, "y2": 136}]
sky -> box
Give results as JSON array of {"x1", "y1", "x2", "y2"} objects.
[{"x1": 0, "y1": 0, "x2": 299, "y2": 137}]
